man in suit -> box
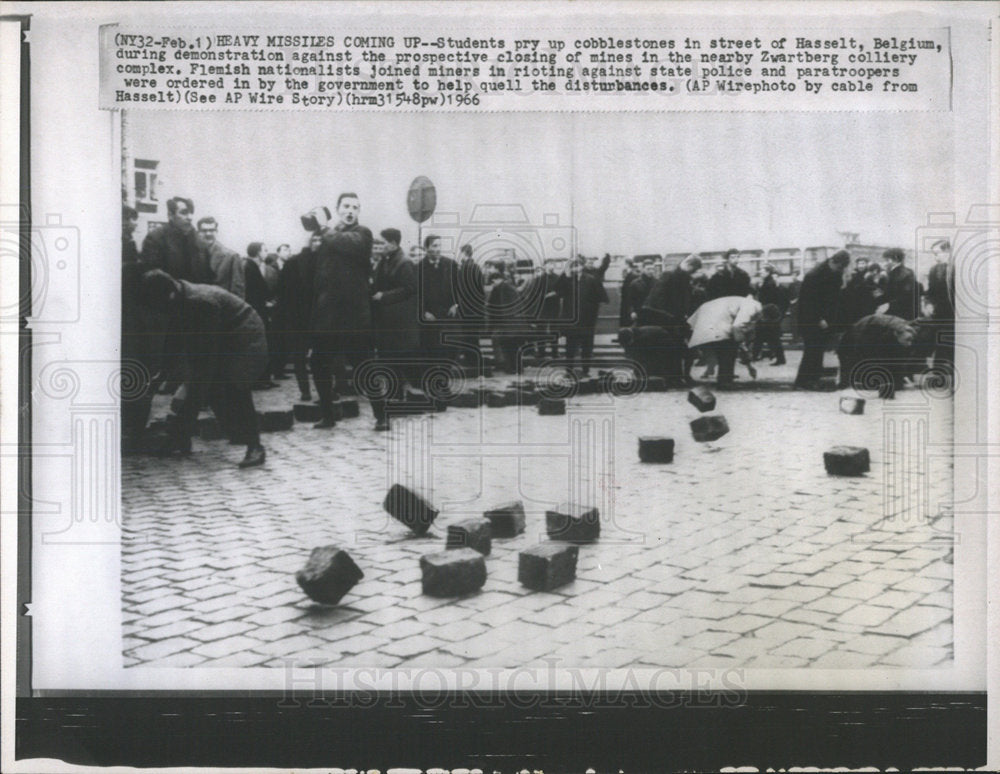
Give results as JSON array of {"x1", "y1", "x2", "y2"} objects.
[
  {"x1": 417, "y1": 235, "x2": 460, "y2": 371},
  {"x1": 794, "y1": 249, "x2": 850, "y2": 389},
  {"x1": 555, "y1": 257, "x2": 609, "y2": 375},
  {"x1": 753, "y1": 263, "x2": 790, "y2": 365},
  {"x1": 706, "y1": 249, "x2": 752, "y2": 300},
  {"x1": 924, "y1": 239, "x2": 955, "y2": 373},
  {"x1": 454, "y1": 243, "x2": 486, "y2": 370},
  {"x1": 625, "y1": 260, "x2": 657, "y2": 325},
  {"x1": 883, "y1": 247, "x2": 919, "y2": 320},
  {"x1": 618, "y1": 259, "x2": 639, "y2": 328},
  {"x1": 306, "y1": 193, "x2": 374, "y2": 428},
  {"x1": 369, "y1": 228, "x2": 420, "y2": 430}
]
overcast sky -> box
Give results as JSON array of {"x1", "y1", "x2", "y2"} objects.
[{"x1": 130, "y1": 110, "x2": 953, "y2": 259}]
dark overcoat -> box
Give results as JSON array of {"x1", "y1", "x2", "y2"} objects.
[
  {"x1": 307, "y1": 223, "x2": 374, "y2": 344},
  {"x1": 141, "y1": 223, "x2": 213, "y2": 284},
  {"x1": 371, "y1": 247, "x2": 419, "y2": 353},
  {"x1": 169, "y1": 280, "x2": 268, "y2": 387}
]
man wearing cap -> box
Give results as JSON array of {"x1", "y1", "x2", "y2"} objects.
[{"x1": 794, "y1": 249, "x2": 851, "y2": 389}]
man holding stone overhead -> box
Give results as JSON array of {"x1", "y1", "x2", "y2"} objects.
[{"x1": 305, "y1": 194, "x2": 374, "y2": 429}]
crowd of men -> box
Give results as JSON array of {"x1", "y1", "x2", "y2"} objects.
[
  {"x1": 122, "y1": 194, "x2": 956, "y2": 468},
  {"x1": 619, "y1": 245, "x2": 954, "y2": 396},
  {"x1": 122, "y1": 193, "x2": 621, "y2": 466}
]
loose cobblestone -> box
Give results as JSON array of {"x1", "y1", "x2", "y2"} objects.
[{"x1": 123, "y1": 355, "x2": 954, "y2": 669}]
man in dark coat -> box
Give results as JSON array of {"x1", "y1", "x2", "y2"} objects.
[
  {"x1": 922, "y1": 240, "x2": 954, "y2": 374},
  {"x1": 454, "y1": 243, "x2": 486, "y2": 370},
  {"x1": 635, "y1": 254, "x2": 702, "y2": 384},
  {"x1": 706, "y1": 249, "x2": 752, "y2": 300},
  {"x1": 122, "y1": 205, "x2": 140, "y2": 265},
  {"x1": 121, "y1": 206, "x2": 159, "y2": 452},
  {"x1": 417, "y1": 234, "x2": 460, "y2": 369},
  {"x1": 306, "y1": 194, "x2": 374, "y2": 428},
  {"x1": 139, "y1": 269, "x2": 267, "y2": 468},
  {"x1": 883, "y1": 248, "x2": 919, "y2": 319},
  {"x1": 753, "y1": 263, "x2": 790, "y2": 364},
  {"x1": 836, "y1": 258, "x2": 878, "y2": 332},
  {"x1": 369, "y1": 228, "x2": 420, "y2": 430},
  {"x1": 618, "y1": 259, "x2": 640, "y2": 328},
  {"x1": 555, "y1": 257, "x2": 609, "y2": 375},
  {"x1": 794, "y1": 249, "x2": 850, "y2": 389},
  {"x1": 837, "y1": 314, "x2": 932, "y2": 398},
  {"x1": 485, "y1": 264, "x2": 525, "y2": 374},
  {"x1": 624, "y1": 260, "x2": 656, "y2": 325},
  {"x1": 140, "y1": 196, "x2": 213, "y2": 283},
  {"x1": 275, "y1": 232, "x2": 321, "y2": 401},
  {"x1": 196, "y1": 216, "x2": 245, "y2": 299}
]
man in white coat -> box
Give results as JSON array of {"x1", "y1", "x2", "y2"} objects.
[{"x1": 687, "y1": 295, "x2": 769, "y2": 387}]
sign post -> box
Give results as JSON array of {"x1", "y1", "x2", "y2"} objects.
[{"x1": 407, "y1": 175, "x2": 436, "y2": 252}]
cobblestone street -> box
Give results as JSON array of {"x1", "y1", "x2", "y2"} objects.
[{"x1": 122, "y1": 350, "x2": 954, "y2": 670}]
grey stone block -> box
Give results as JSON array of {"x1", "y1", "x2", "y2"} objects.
[
  {"x1": 446, "y1": 518, "x2": 492, "y2": 555},
  {"x1": 840, "y1": 397, "x2": 866, "y2": 415},
  {"x1": 451, "y1": 390, "x2": 483, "y2": 409},
  {"x1": 687, "y1": 387, "x2": 717, "y2": 412},
  {"x1": 295, "y1": 545, "x2": 364, "y2": 605},
  {"x1": 383, "y1": 484, "x2": 440, "y2": 535},
  {"x1": 690, "y1": 414, "x2": 729, "y2": 442},
  {"x1": 293, "y1": 402, "x2": 324, "y2": 423},
  {"x1": 545, "y1": 503, "x2": 600, "y2": 543},
  {"x1": 538, "y1": 397, "x2": 566, "y2": 416},
  {"x1": 486, "y1": 390, "x2": 509, "y2": 408},
  {"x1": 639, "y1": 437, "x2": 675, "y2": 463},
  {"x1": 484, "y1": 501, "x2": 527, "y2": 538},
  {"x1": 519, "y1": 543, "x2": 578, "y2": 591},
  {"x1": 337, "y1": 399, "x2": 360, "y2": 419},
  {"x1": 824, "y1": 446, "x2": 870, "y2": 476},
  {"x1": 420, "y1": 548, "x2": 487, "y2": 597},
  {"x1": 259, "y1": 410, "x2": 294, "y2": 432},
  {"x1": 645, "y1": 376, "x2": 668, "y2": 392}
]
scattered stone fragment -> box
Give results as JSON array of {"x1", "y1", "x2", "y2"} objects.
[
  {"x1": 420, "y1": 547, "x2": 487, "y2": 597},
  {"x1": 545, "y1": 503, "x2": 600, "y2": 543},
  {"x1": 538, "y1": 397, "x2": 566, "y2": 415},
  {"x1": 451, "y1": 390, "x2": 482, "y2": 409},
  {"x1": 446, "y1": 518, "x2": 492, "y2": 555},
  {"x1": 295, "y1": 545, "x2": 364, "y2": 605},
  {"x1": 293, "y1": 402, "x2": 324, "y2": 423},
  {"x1": 519, "y1": 543, "x2": 578, "y2": 591},
  {"x1": 645, "y1": 376, "x2": 667, "y2": 392},
  {"x1": 840, "y1": 397, "x2": 866, "y2": 415},
  {"x1": 484, "y1": 501, "x2": 527, "y2": 538},
  {"x1": 383, "y1": 484, "x2": 439, "y2": 535},
  {"x1": 824, "y1": 446, "x2": 870, "y2": 476},
  {"x1": 687, "y1": 386, "x2": 717, "y2": 412},
  {"x1": 337, "y1": 399, "x2": 360, "y2": 419},
  {"x1": 638, "y1": 436, "x2": 675, "y2": 463},
  {"x1": 577, "y1": 377, "x2": 601, "y2": 395},
  {"x1": 690, "y1": 414, "x2": 729, "y2": 442}
]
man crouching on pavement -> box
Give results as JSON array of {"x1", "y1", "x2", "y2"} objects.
[
  {"x1": 837, "y1": 314, "x2": 935, "y2": 399},
  {"x1": 140, "y1": 269, "x2": 267, "y2": 468}
]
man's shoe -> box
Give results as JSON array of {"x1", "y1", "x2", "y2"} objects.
[
  {"x1": 299, "y1": 392, "x2": 312, "y2": 402},
  {"x1": 238, "y1": 446, "x2": 266, "y2": 468},
  {"x1": 772, "y1": 358, "x2": 786, "y2": 366},
  {"x1": 313, "y1": 417, "x2": 337, "y2": 429},
  {"x1": 374, "y1": 420, "x2": 390, "y2": 432}
]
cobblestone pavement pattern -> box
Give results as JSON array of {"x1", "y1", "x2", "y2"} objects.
[{"x1": 122, "y1": 351, "x2": 954, "y2": 669}]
